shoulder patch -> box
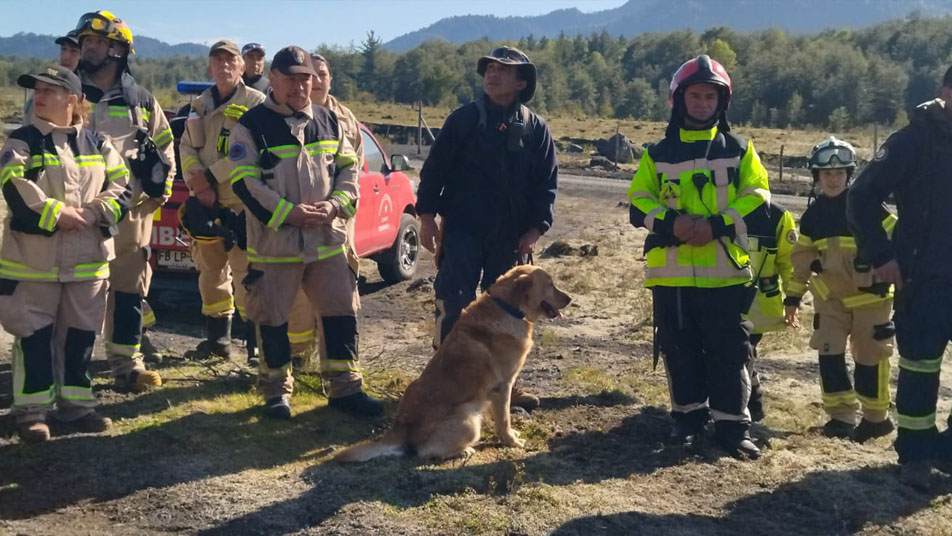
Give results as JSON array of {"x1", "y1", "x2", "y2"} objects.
[
  {"x1": 874, "y1": 145, "x2": 887, "y2": 161},
  {"x1": 786, "y1": 229, "x2": 798, "y2": 244},
  {"x1": 228, "y1": 142, "x2": 247, "y2": 161},
  {"x1": 0, "y1": 149, "x2": 12, "y2": 166}
]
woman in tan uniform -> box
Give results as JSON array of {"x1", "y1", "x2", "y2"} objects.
[{"x1": 0, "y1": 65, "x2": 130, "y2": 442}]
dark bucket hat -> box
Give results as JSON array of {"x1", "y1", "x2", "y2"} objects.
[{"x1": 477, "y1": 46, "x2": 536, "y2": 103}]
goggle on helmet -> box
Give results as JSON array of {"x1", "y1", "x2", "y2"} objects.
[
  {"x1": 808, "y1": 136, "x2": 856, "y2": 171},
  {"x1": 75, "y1": 10, "x2": 134, "y2": 53}
]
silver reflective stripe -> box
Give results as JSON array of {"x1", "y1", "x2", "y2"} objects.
[
  {"x1": 724, "y1": 207, "x2": 746, "y2": 236},
  {"x1": 644, "y1": 207, "x2": 664, "y2": 231},
  {"x1": 655, "y1": 160, "x2": 697, "y2": 176}
]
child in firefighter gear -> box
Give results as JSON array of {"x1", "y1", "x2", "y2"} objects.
[
  {"x1": 178, "y1": 39, "x2": 266, "y2": 362},
  {"x1": 74, "y1": 10, "x2": 174, "y2": 392},
  {"x1": 228, "y1": 46, "x2": 382, "y2": 420},
  {"x1": 742, "y1": 200, "x2": 797, "y2": 422},
  {"x1": 283, "y1": 53, "x2": 369, "y2": 373},
  {"x1": 417, "y1": 46, "x2": 558, "y2": 411},
  {"x1": 784, "y1": 136, "x2": 897, "y2": 443},
  {"x1": 847, "y1": 66, "x2": 952, "y2": 490},
  {"x1": 628, "y1": 55, "x2": 769, "y2": 459},
  {"x1": 0, "y1": 65, "x2": 131, "y2": 443}
]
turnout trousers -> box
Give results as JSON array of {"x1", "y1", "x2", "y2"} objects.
[
  {"x1": 0, "y1": 279, "x2": 107, "y2": 423},
  {"x1": 243, "y1": 253, "x2": 362, "y2": 400},
  {"x1": 810, "y1": 297, "x2": 894, "y2": 425},
  {"x1": 894, "y1": 281, "x2": 952, "y2": 463},
  {"x1": 654, "y1": 284, "x2": 753, "y2": 440}
]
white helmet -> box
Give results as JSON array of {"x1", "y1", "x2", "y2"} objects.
[{"x1": 808, "y1": 136, "x2": 856, "y2": 172}]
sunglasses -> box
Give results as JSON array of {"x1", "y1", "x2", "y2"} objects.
[
  {"x1": 812, "y1": 146, "x2": 855, "y2": 167},
  {"x1": 488, "y1": 47, "x2": 529, "y2": 64}
]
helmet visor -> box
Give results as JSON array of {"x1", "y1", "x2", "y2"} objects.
[
  {"x1": 75, "y1": 12, "x2": 116, "y2": 36},
  {"x1": 812, "y1": 146, "x2": 855, "y2": 168}
]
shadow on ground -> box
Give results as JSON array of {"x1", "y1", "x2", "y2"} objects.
[{"x1": 551, "y1": 465, "x2": 952, "y2": 536}]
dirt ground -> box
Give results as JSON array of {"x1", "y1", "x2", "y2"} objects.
[{"x1": 1, "y1": 175, "x2": 952, "y2": 536}]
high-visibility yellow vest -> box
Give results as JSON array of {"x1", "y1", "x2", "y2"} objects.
[{"x1": 627, "y1": 126, "x2": 770, "y2": 288}]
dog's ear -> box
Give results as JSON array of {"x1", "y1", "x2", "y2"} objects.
[{"x1": 492, "y1": 270, "x2": 534, "y2": 306}]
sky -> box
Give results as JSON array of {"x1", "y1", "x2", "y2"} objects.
[{"x1": 0, "y1": 0, "x2": 627, "y2": 54}]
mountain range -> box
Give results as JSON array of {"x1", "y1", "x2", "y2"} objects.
[
  {"x1": 0, "y1": 32, "x2": 207, "y2": 58},
  {"x1": 384, "y1": 0, "x2": 952, "y2": 51}
]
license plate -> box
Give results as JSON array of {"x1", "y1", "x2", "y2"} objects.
[{"x1": 155, "y1": 249, "x2": 195, "y2": 271}]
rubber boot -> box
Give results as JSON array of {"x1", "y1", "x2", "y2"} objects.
[
  {"x1": 185, "y1": 316, "x2": 233, "y2": 360},
  {"x1": 853, "y1": 417, "x2": 895, "y2": 443},
  {"x1": 328, "y1": 391, "x2": 384, "y2": 417},
  {"x1": 17, "y1": 420, "x2": 50, "y2": 443}
]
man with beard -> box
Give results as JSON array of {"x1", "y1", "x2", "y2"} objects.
[{"x1": 74, "y1": 10, "x2": 174, "y2": 392}]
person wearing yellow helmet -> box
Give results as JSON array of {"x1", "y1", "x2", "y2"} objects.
[{"x1": 74, "y1": 9, "x2": 176, "y2": 393}]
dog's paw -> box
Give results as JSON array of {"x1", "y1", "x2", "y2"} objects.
[{"x1": 502, "y1": 431, "x2": 525, "y2": 448}]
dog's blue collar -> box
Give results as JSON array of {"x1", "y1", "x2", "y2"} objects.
[{"x1": 490, "y1": 295, "x2": 525, "y2": 320}]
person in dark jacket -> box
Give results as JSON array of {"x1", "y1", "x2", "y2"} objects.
[
  {"x1": 416, "y1": 46, "x2": 558, "y2": 411},
  {"x1": 847, "y1": 65, "x2": 952, "y2": 491}
]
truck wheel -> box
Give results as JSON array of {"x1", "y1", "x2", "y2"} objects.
[{"x1": 377, "y1": 213, "x2": 420, "y2": 283}]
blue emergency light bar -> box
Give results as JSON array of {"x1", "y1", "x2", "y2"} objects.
[{"x1": 177, "y1": 81, "x2": 214, "y2": 95}]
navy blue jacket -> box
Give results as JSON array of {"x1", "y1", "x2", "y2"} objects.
[
  {"x1": 848, "y1": 99, "x2": 952, "y2": 284},
  {"x1": 416, "y1": 96, "x2": 558, "y2": 239}
]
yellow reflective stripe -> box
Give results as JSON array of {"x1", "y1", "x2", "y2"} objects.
[
  {"x1": 108, "y1": 105, "x2": 128, "y2": 117},
  {"x1": 29, "y1": 153, "x2": 60, "y2": 167},
  {"x1": 898, "y1": 413, "x2": 936, "y2": 431},
  {"x1": 75, "y1": 155, "x2": 105, "y2": 167},
  {"x1": 822, "y1": 390, "x2": 857, "y2": 407},
  {"x1": 331, "y1": 189, "x2": 356, "y2": 217},
  {"x1": 181, "y1": 154, "x2": 200, "y2": 171},
  {"x1": 106, "y1": 164, "x2": 128, "y2": 181},
  {"x1": 106, "y1": 198, "x2": 121, "y2": 222},
  {"x1": 229, "y1": 165, "x2": 261, "y2": 184},
  {"x1": 679, "y1": 126, "x2": 717, "y2": 142},
  {"x1": 334, "y1": 153, "x2": 357, "y2": 167},
  {"x1": 223, "y1": 103, "x2": 248, "y2": 119},
  {"x1": 262, "y1": 144, "x2": 301, "y2": 158},
  {"x1": 12, "y1": 338, "x2": 56, "y2": 407},
  {"x1": 142, "y1": 309, "x2": 156, "y2": 326},
  {"x1": 882, "y1": 213, "x2": 897, "y2": 232},
  {"x1": 842, "y1": 291, "x2": 892, "y2": 309},
  {"x1": 304, "y1": 140, "x2": 339, "y2": 154},
  {"x1": 73, "y1": 261, "x2": 109, "y2": 279},
  {"x1": 267, "y1": 199, "x2": 292, "y2": 230},
  {"x1": 106, "y1": 341, "x2": 140, "y2": 356},
  {"x1": 288, "y1": 329, "x2": 314, "y2": 344},
  {"x1": 1, "y1": 164, "x2": 25, "y2": 185},
  {"x1": 321, "y1": 359, "x2": 360, "y2": 372},
  {"x1": 0, "y1": 259, "x2": 58, "y2": 279},
  {"x1": 141, "y1": 108, "x2": 152, "y2": 123},
  {"x1": 809, "y1": 276, "x2": 830, "y2": 300},
  {"x1": 899, "y1": 356, "x2": 943, "y2": 374},
  {"x1": 202, "y1": 297, "x2": 234, "y2": 315},
  {"x1": 317, "y1": 244, "x2": 343, "y2": 260},
  {"x1": 60, "y1": 385, "x2": 95, "y2": 401},
  {"x1": 246, "y1": 247, "x2": 302, "y2": 263},
  {"x1": 154, "y1": 128, "x2": 173, "y2": 147},
  {"x1": 39, "y1": 199, "x2": 63, "y2": 231}
]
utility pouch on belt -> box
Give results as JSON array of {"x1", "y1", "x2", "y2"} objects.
[
  {"x1": 873, "y1": 321, "x2": 896, "y2": 341},
  {"x1": 757, "y1": 274, "x2": 781, "y2": 297}
]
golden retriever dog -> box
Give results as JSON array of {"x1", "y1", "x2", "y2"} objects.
[{"x1": 334, "y1": 264, "x2": 571, "y2": 462}]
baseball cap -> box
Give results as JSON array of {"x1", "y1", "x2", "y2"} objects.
[
  {"x1": 241, "y1": 42, "x2": 265, "y2": 56},
  {"x1": 270, "y1": 46, "x2": 316, "y2": 77},
  {"x1": 209, "y1": 39, "x2": 240, "y2": 57},
  {"x1": 55, "y1": 31, "x2": 80, "y2": 47},
  {"x1": 17, "y1": 64, "x2": 83, "y2": 97}
]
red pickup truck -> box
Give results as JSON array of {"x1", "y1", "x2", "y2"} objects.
[{"x1": 150, "y1": 92, "x2": 420, "y2": 285}]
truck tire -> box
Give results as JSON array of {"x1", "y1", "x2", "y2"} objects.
[{"x1": 376, "y1": 213, "x2": 420, "y2": 283}]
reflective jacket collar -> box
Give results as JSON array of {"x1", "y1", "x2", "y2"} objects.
[
  {"x1": 30, "y1": 115, "x2": 82, "y2": 137},
  {"x1": 679, "y1": 126, "x2": 717, "y2": 142},
  {"x1": 264, "y1": 94, "x2": 312, "y2": 119}
]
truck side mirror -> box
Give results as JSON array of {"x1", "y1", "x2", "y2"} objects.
[{"x1": 390, "y1": 154, "x2": 412, "y2": 172}]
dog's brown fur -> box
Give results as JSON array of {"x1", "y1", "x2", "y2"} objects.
[{"x1": 334, "y1": 265, "x2": 571, "y2": 462}]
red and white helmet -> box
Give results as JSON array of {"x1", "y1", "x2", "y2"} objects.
[{"x1": 669, "y1": 55, "x2": 732, "y2": 110}]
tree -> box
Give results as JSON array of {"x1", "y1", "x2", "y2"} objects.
[
  {"x1": 359, "y1": 31, "x2": 384, "y2": 94},
  {"x1": 707, "y1": 38, "x2": 737, "y2": 71},
  {"x1": 829, "y1": 106, "x2": 851, "y2": 131}
]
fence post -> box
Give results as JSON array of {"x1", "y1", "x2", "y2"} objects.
[
  {"x1": 779, "y1": 144, "x2": 784, "y2": 182},
  {"x1": 417, "y1": 101, "x2": 423, "y2": 155}
]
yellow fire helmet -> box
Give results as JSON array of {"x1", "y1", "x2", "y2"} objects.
[{"x1": 74, "y1": 10, "x2": 134, "y2": 54}]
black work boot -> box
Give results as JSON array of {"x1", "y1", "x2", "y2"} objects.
[
  {"x1": 245, "y1": 321, "x2": 259, "y2": 367},
  {"x1": 748, "y1": 386, "x2": 765, "y2": 423},
  {"x1": 822, "y1": 418, "x2": 855, "y2": 439},
  {"x1": 668, "y1": 409, "x2": 710, "y2": 451},
  {"x1": 714, "y1": 420, "x2": 761, "y2": 460},
  {"x1": 328, "y1": 391, "x2": 384, "y2": 417},
  {"x1": 264, "y1": 395, "x2": 291, "y2": 420},
  {"x1": 853, "y1": 417, "x2": 895, "y2": 443},
  {"x1": 140, "y1": 329, "x2": 162, "y2": 364},
  {"x1": 185, "y1": 316, "x2": 233, "y2": 360}
]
